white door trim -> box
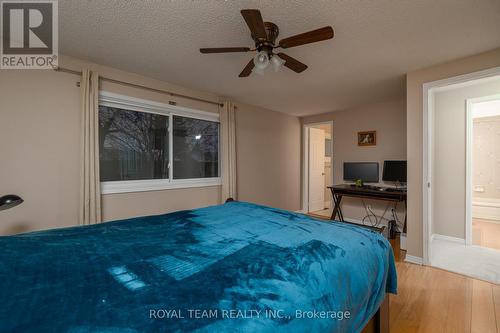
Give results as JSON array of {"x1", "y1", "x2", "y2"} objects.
[
  {"x1": 423, "y1": 66, "x2": 500, "y2": 265},
  {"x1": 465, "y1": 93, "x2": 500, "y2": 245},
  {"x1": 302, "y1": 121, "x2": 334, "y2": 213}
]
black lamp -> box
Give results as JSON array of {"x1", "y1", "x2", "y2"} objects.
[{"x1": 0, "y1": 195, "x2": 24, "y2": 211}]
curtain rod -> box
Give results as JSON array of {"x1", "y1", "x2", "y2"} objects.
[{"x1": 54, "y1": 67, "x2": 224, "y2": 107}]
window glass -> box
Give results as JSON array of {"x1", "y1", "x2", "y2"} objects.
[
  {"x1": 173, "y1": 116, "x2": 219, "y2": 179},
  {"x1": 99, "y1": 106, "x2": 169, "y2": 181}
]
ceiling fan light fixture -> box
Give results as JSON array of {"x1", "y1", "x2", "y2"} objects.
[
  {"x1": 199, "y1": 9, "x2": 334, "y2": 77},
  {"x1": 252, "y1": 66, "x2": 265, "y2": 75},
  {"x1": 271, "y1": 55, "x2": 285, "y2": 72},
  {"x1": 253, "y1": 51, "x2": 269, "y2": 70}
]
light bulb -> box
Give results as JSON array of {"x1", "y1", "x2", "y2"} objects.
[
  {"x1": 253, "y1": 51, "x2": 269, "y2": 70},
  {"x1": 271, "y1": 55, "x2": 285, "y2": 72},
  {"x1": 252, "y1": 66, "x2": 265, "y2": 75}
]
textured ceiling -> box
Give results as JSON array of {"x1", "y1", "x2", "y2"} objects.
[{"x1": 59, "y1": 0, "x2": 500, "y2": 116}]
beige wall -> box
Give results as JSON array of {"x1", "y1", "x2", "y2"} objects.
[
  {"x1": 432, "y1": 79, "x2": 500, "y2": 238},
  {"x1": 235, "y1": 102, "x2": 301, "y2": 211},
  {"x1": 0, "y1": 54, "x2": 301, "y2": 235},
  {"x1": 406, "y1": 47, "x2": 500, "y2": 258},
  {"x1": 302, "y1": 99, "x2": 407, "y2": 222},
  {"x1": 0, "y1": 69, "x2": 81, "y2": 235}
]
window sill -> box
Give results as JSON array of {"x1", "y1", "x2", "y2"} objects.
[{"x1": 101, "y1": 178, "x2": 222, "y2": 195}]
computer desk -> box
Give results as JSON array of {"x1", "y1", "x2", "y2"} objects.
[{"x1": 327, "y1": 184, "x2": 407, "y2": 233}]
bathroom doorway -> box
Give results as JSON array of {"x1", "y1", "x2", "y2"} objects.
[{"x1": 467, "y1": 95, "x2": 500, "y2": 251}]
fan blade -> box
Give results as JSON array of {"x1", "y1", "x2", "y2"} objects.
[
  {"x1": 279, "y1": 26, "x2": 334, "y2": 48},
  {"x1": 239, "y1": 59, "x2": 255, "y2": 77},
  {"x1": 241, "y1": 9, "x2": 267, "y2": 40},
  {"x1": 277, "y1": 53, "x2": 308, "y2": 73},
  {"x1": 200, "y1": 47, "x2": 251, "y2": 53}
]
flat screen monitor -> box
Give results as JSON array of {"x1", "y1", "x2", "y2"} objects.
[
  {"x1": 383, "y1": 160, "x2": 407, "y2": 182},
  {"x1": 343, "y1": 162, "x2": 379, "y2": 183}
]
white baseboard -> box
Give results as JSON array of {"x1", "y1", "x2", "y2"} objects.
[
  {"x1": 431, "y1": 233, "x2": 465, "y2": 244},
  {"x1": 404, "y1": 255, "x2": 423, "y2": 265},
  {"x1": 294, "y1": 209, "x2": 306, "y2": 214}
]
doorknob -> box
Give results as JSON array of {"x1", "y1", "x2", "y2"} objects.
[{"x1": 322, "y1": 173, "x2": 325, "y2": 176}]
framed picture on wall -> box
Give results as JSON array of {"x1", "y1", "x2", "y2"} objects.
[{"x1": 358, "y1": 131, "x2": 376, "y2": 146}]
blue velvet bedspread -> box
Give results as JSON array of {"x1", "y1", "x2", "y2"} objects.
[{"x1": 0, "y1": 201, "x2": 396, "y2": 333}]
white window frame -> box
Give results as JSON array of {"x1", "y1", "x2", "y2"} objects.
[{"x1": 99, "y1": 91, "x2": 221, "y2": 194}]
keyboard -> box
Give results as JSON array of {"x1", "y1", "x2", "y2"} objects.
[{"x1": 347, "y1": 184, "x2": 406, "y2": 192}]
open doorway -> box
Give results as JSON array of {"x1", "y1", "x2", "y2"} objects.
[
  {"x1": 423, "y1": 67, "x2": 500, "y2": 283},
  {"x1": 302, "y1": 122, "x2": 334, "y2": 215},
  {"x1": 467, "y1": 95, "x2": 500, "y2": 251}
]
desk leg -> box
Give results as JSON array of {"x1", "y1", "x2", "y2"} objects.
[
  {"x1": 403, "y1": 198, "x2": 407, "y2": 233},
  {"x1": 331, "y1": 195, "x2": 343, "y2": 221},
  {"x1": 330, "y1": 194, "x2": 338, "y2": 220},
  {"x1": 329, "y1": 188, "x2": 337, "y2": 220}
]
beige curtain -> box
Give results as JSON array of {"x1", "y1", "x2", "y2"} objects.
[
  {"x1": 79, "y1": 69, "x2": 101, "y2": 224},
  {"x1": 220, "y1": 101, "x2": 237, "y2": 202}
]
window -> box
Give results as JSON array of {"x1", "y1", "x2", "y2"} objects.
[
  {"x1": 99, "y1": 106, "x2": 169, "y2": 181},
  {"x1": 98, "y1": 92, "x2": 220, "y2": 194},
  {"x1": 173, "y1": 116, "x2": 219, "y2": 179}
]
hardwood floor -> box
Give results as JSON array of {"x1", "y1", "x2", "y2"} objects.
[
  {"x1": 472, "y1": 219, "x2": 500, "y2": 251},
  {"x1": 390, "y1": 237, "x2": 500, "y2": 333}
]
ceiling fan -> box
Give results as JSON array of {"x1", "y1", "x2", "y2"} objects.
[{"x1": 200, "y1": 9, "x2": 334, "y2": 77}]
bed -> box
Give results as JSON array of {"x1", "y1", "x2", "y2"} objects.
[{"x1": 0, "y1": 201, "x2": 397, "y2": 333}]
